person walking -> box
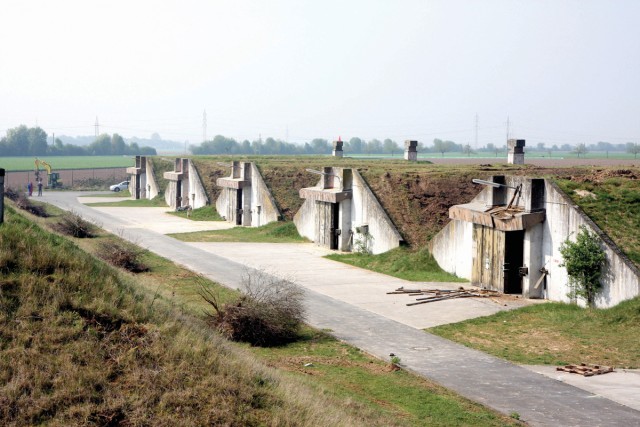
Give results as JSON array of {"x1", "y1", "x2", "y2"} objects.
[
  {"x1": 37, "y1": 180, "x2": 43, "y2": 196},
  {"x1": 27, "y1": 181, "x2": 33, "y2": 196}
]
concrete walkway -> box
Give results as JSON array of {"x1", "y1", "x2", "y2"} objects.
[{"x1": 40, "y1": 191, "x2": 640, "y2": 426}]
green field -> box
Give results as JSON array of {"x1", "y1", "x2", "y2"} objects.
[{"x1": 0, "y1": 155, "x2": 137, "y2": 171}]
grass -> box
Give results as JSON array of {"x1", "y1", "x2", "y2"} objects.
[
  {"x1": 555, "y1": 176, "x2": 640, "y2": 267},
  {"x1": 168, "y1": 206, "x2": 224, "y2": 221},
  {"x1": 1, "y1": 203, "x2": 520, "y2": 426},
  {"x1": 326, "y1": 246, "x2": 467, "y2": 282},
  {"x1": 1, "y1": 155, "x2": 136, "y2": 171},
  {"x1": 429, "y1": 299, "x2": 640, "y2": 368},
  {"x1": 84, "y1": 190, "x2": 132, "y2": 198},
  {"x1": 170, "y1": 221, "x2": 308, "y2": 243},
  {"x1": 84, "y1": 196, "x2": 168, "y2": 208},
  {"x1": 248, "y1": 328, "x2": 518, "y2": 427}
]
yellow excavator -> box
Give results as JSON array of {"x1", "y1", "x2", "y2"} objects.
[{"x1": 34, "y1": 158, "x2": 62, "y2": 188}]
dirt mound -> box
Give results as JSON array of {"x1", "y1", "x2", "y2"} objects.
[{"x1": 562, "y1": 169, "x2": 640, "y2": 184}]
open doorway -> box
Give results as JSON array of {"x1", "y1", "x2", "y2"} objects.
[
  {"x1": 235, "y1": 189, "x2": 242, "y2": 225},
  {"x1": 503, "y1": 230, "x2": 524, "y2": 294}
]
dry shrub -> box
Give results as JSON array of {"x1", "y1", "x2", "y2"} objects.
[
  {"x1": 52, "y1": 210, "x2": 97, "y2": 238},
  {"x1": 201, "y1": 271, "x2": 305, "y2": 346},
  {"x1": 97, "y1": 240, "x2": 149, "y2": 273},
  {"x1": 10, "y1": 192, "x2": 50, "y2": 217},
  {"x1": 4, "y1": 187, "x2": 20, "y2": 201}
]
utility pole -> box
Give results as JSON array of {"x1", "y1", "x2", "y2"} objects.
[
  {"x1": 202, "y1": 109, "x2": 207, "y2": 142},
  {"x1": 506, "y1": 116, "x2": 510, "y2": 143},
  {"x1": 474, "y1": 113, "x2": 478, "y2": 149},
  {"x1": 95, "y1": 116, "x2": 99, "y2": 138},
  {"x1": 286, "y1": 125, "x2": 289, "y2": 144}
]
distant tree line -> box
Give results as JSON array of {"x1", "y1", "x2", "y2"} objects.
[
  {"x1": 191, "y1": 135, "x2": 462, "y2": 156},
  {"x1": 0, "y1": 125, "x2": 157, "y2": 156}
]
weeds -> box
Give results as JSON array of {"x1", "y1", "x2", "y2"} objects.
[
  {"x1": 52, "y1": 210, "x2": 97, "y2": 238},
  {"x1": 200, "y1": 270, "x2": 305, "y2": 346},
  {"x1": 5, "y1": 189, "x2": 49, "y2": 217},
  {"x1": 96, "y1": 239, "x2": 149, "y2": 273}
]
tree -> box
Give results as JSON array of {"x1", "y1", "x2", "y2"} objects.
[
  {"x1": 111, "y1": 133, "x2": 126, "y2": 154},
  {"x1": 463, "y1": 144, "x2": 474, "y2": 157},
  {"x1": 559, "y1": 226, "x2": 606, "y2": 307},
  {"x1": 572, "y1": 143, "x2": 588, "y2": 158},
  {"x1": 383, "y1": 138, "x2": 399, "y2": 156},
  {"x1": 366, "y1": 139, "x2": 382, "y2": 154},
  {"x1": 432, "y1": 139, "x2": 452, "y2": 157},
  {"x1": 627, "y1": 142, "x2": 640, "y2": 159},
  {"x1": 346, "y1": 137, "x2": 364, "y2": 154}
]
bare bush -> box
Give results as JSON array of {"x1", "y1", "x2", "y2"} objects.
[
  {"x1": 97, "y1": 240, "x2": 149, "y2": 273},
  {"x1": 200, "y1": 271, "x2": 305, "y2": 346},
  {"x1": 11, "y1": 191, "x2": 50, "y2": 217},
  {"x1": 4, "y1": 187, "x2": 19, "y2": 201},
  {"x1": 52, "y1": 210, "x2": 97, "y2": 238}
]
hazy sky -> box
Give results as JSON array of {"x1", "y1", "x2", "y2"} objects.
[{"x1": 1, "y1": 0, "x2": 639, "y2": 147}]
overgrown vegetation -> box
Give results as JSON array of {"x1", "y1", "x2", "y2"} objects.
[
  {"x1": 429, "y1": 298, "x2": 640, "y2": 368},
  {"x1": 0, "y1": 208, "x2": 393, "y2": 425},
  {"x1": 201, "y1": 271, "x2": 305, "y2": 346},
  {"x1": 560, "y1": 226, "x2": 606, "y2": 306},
  {"x1": 6, "y1": 189, "x2": 50, "y2": 217},
  {"x1": 170, "y1": 221, "x2": 306, "y2": 243},
  {"x1": 52, "y1": 210, "x2": 98, "y2": 238},
  {"x1": 326, "y1": 246, "x2": 467, "y2": 283},
  {"x1": 96, "y1": 239, "x2": 150, "y2": 273},
  {"x1": 555, "y1": 172, "x2": 640, "y2": 267},
  {"x1": 0, "y1": 206, "x2": 518, "y2": 426}
]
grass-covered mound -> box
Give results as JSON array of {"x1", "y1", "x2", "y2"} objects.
[{"x1": 0, "y1": 207, "x2": 392, "y2": 426}]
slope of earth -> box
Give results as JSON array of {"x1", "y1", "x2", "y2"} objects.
[{"x1": 554, "y1": 167, "x2": 640, "y2": 268}]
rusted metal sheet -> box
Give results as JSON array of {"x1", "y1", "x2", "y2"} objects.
[{"x1": 450, "y1": 203, "x2": 545, "y2": 231}]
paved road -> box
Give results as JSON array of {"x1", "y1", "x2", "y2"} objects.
[{"x1": 42, "y1": 192, "x2": 640, "y2": 426}]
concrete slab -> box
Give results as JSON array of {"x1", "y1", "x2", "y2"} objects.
[
  {"x1": 522, "y1": 365, "x2": 640, "y2": 412},
  {"x1": 187, "y1": 242, "x2": 530, "y2": 329},
  {"x1": 84, "y1": 206, "x2": 234, "y2": 234}
]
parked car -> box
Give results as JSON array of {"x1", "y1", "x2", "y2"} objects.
[{"x1": 109, "y1": 180, "x2": 130, "y2": 192}]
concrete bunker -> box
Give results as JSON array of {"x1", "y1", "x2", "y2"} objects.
[
  {"x1": 215, "y1": 161, "x2": 280, "y2": 227},
  {"x1": 126, "y1": 156, "x2": 159, "y2": 200},
  {"x1": 430, "y1": 175, "x2": 640, "y2": 308},
  {"x1": 163, "y1": 158, "x2": 209, "y2": 210},
  {"x1": 294, "y1": 167, "x2": 403, "y2": 254}
]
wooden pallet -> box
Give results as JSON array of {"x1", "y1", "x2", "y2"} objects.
[{"x1": 556, "y1": 363, "x2": 614, "y2": 377}]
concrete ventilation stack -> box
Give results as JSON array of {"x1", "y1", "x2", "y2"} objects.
[
  {"x1": 0, "y1": 168, "x2": 4, "y2": 224},
  {"x1": 404, "y1": 140, "x2": 418, "y2": 161},
  {"x1": 507, "y1": 139, "x2": 525, "y2": 164},
  {"x1": 332, "y1": 139, "x2": 344, "y2": 157}
]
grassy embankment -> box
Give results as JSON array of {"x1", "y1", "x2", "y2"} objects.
[
  {"x1": 0, "y1": 202, "x2": 519, "y2": 426},
  {"x1": 170, "y1": 221, "x2": 307, "y2": 243}
]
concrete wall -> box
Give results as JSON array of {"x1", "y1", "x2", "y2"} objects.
[
  {"x1": 429, "y1": 219, "x2": 474, "y2": 279},
  {"x1": 145, "y1": 157, "x2": 159, "y2": 200},
  {"x1": 187, "y1": 160, "x2": 209, "y2": 209},
  {"x1": 351, "y1": 170, "x2": 403, "y2": 254},
  {"x1": 430, "y1": 177, "x2": 640, "y2": 307},
  {"x1": 294, "y1": 168, "x2": 403, "y2": 254},
  {"x1": 248, "y1": 163, "x2": 280, "y2": 227},
  {"x1": 215, "y1": 162, "x2": 280, "y2": 227}
]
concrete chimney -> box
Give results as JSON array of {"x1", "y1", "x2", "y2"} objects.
[
  {"x1": 332, "y1": 139, "x2": 344, "y2": 157},
  {"x1": 404, "y1": 140, "x2": 418, "y2": 161},
  {"x1": 507, "y1": 139, "x2": 525, "y2": 164}
]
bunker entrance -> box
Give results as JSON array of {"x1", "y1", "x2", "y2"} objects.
[
  {"x1": 176, "y1": 179, "x2": 182, "y2": 208},
  {"x1": 503, "y1": 230, "x2": 524, "y2": 294},
  {"x1": 316, "y1": 201, "x2": 339, "y2": 250},
  {"x1": 236, "y1": 189, "x2": 242, "y2": 225}
]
